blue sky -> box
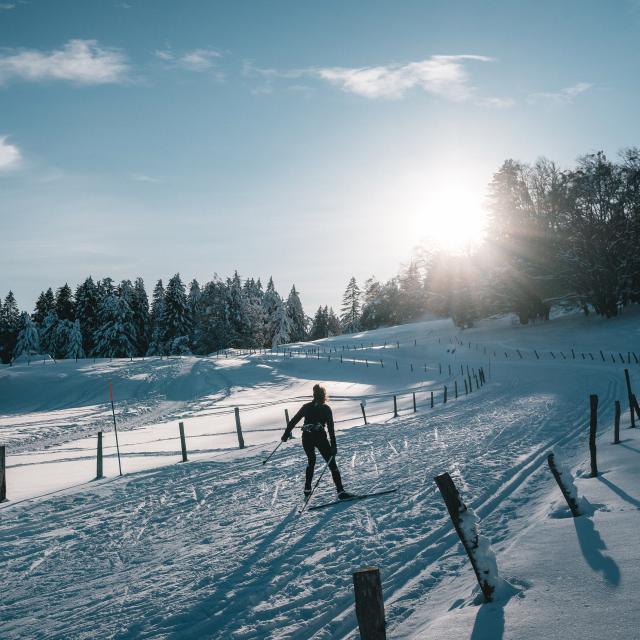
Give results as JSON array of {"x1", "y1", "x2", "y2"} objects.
[{"x1": 1, "y1": 0, "x2": 639, "y2": 314}]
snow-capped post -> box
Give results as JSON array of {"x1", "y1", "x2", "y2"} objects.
[
  {"x1": 547, "y1": 452, "x2": 581, "y2": 517},
  {"x1": 0, "y1": 445, "x2": 6, "y2": 502},
  {"x1": 352, "y1": 566, "x2": 386, "y2": 640},
  {"x1": 393, "y1": 396, "x2": 398, "y2": 418},
  {"x1": 589, "y1": 394, "x2": 598, "y2": 477},
  {"x1": 443, "y1": 385, "x2": 448, "y2": 403},
  {"x1": 624, "y1": 369, "x2": 635, "y2": 428},
  {"x1": 434, "y1": 472, "x2": 498, "y2": 602},
  {"x1": 412, "y1": 392, "x2": 416, "y2": 412},
  {"x1": 96, "y1": 432, "x2": 103, "y2": 479},
  {"x1": 179, "y1": 422, "x2": 188, "y2": 462},
  {"x1": 234, "y1": 408, "x2": 245, "y2": 449},
  {"x1": 361, "y1": 402, "x2": 368, "y2": 425},
  {"x1": 613, "y1": 401, "x2": 621, "y2": 444}
]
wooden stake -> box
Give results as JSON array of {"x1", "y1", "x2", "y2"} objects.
[
  {"x1": 96, "y1": 432, "x2": 103, "y2": 479},
  {"x1": 234, "y1": 407, "x2": 245, "y2": 449},
  {"x1": 624, "y1": 369, "x2": 635, "y2": 428},
  {"x1": 393, "y1": 395, "x2": 398, "y2": 418},
  {"x1": 589, "y1": 394, "x2": 598, "y2": 477},
  {"x1": 179, "y1": 421, "x2": 188, "y2": 462},
  {"x1": 0, "y1": 445, "x2": 6, "y2": 502},
  {"x1": 361, "y1": 402, "x2": 368, "y2": 425},
  {"x1": 353, "y1": 567, "x2": 386, "y2": 640},
  {"x1": 412, "y1": 392, "x2": 416, "y2": 412},
  {"x1": 547, "y1": 453, "x2": 580, "y2": 517},
  {"x1": 613, "y1": 400, "x2": 621, "y2": 444}
]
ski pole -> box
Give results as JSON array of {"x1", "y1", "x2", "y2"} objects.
[
  {"x1": 262, "y1": 440, "x2": 284, "y2": 465},
  {"x1": 299, "y1": 455, "x2": 334, "y2": 515}
]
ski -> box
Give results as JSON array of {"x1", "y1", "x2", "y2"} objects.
[{"x1": 306, "y1": 488, "x2": 397, "y2": 511}]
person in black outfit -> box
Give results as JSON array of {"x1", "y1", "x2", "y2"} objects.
[{"x1": 281, "y1": 384, "x2": 352, "y2": 499}]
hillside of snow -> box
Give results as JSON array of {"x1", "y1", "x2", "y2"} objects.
[{"x1": 1, "y1": 308, "x2": 639, "y2": 639}]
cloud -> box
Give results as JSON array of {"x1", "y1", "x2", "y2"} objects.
[
  {"x1": 154, "y1": 48, "x2": 222, "y2": 72},
  {"x1": 316, "y1": 55, "x2": 493, "y2": 100},
  {"x1": 0, "y1": 39, "x2": 129, "y2": 85},
  {"x1": 476, "y1": 96, "x2": 516, "y2": 109},
  {"x1": 528, "y1": 82, "x2": 592, "y2": 105},
  {"x1": 0, "y1": 3, "x2": 16, "y2": 9},
  {"x1": 0, "y1": 135, "x2": 21, "y2": 172},
  {"x1": 131, "y1": 173, "x2": 160, "y2": 184},
  {"x1": 245, "y1": 55, "x2": 496, "y2": 102}
]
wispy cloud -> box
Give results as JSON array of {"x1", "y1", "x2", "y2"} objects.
[
  {"x1": 131, "y1": 173, "x2": 160, "y2": 184},
  {"x1": 315, "y1": 55, "x2": 492, "y2": 100},
  {"x1": 244, "y1": 55, "x2": 509, "y2": 104},
  {"x1": 0, "y1": 135, "x2": 21, "y2": 172},
  {"x1": 154, "y1": 48, "x2": 222, "y2": 73},
  {"x1": 0, "y1": 39, "x2": 129, "y2": 86},
  {"x1": 528, "y1": 82, "x2": 593, "y2": 105},
  {"x1": 0, "y1": 3, "x2": 16, "y2": 9}
]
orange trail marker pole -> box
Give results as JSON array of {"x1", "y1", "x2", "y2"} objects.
[{"x1": 109, "y1": 380, "x2": 123, "y2": 476}]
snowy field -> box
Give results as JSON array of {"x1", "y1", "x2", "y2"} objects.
[{"x1": 1, "y1": 308, "x2": 639, "y2": 639}]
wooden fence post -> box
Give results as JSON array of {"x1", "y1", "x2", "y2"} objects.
[
  {"x1": 434, "y1": 472, "x2": 495, "y2": 602},
  {"x1": 439, "y1": 362, "x2": 442, "y2": 375},
  {"x1": 393, "y1": 396, "x2": 398, "y2": 418},
  {"x1": 353, "y1": 567, "x2": 386, "y2": 640},
  {"x1": 179, "y1": 421, "x2": 188, "y2": 462},
  {"x1": 613, "y1": 400, "x2": 621, "y2": 444},
  {"x1": 412, "y1": 392, "x2": 416, "y2": 413},
  {"x1": 430, "y1": 391, "x2": 434, "y2": 408},
  {"x1": 1, "y1": 445, "x2": 6, "y2": 502},
  {"x1": 547, "y1": 453, "x2": 581, "y2": 517},
  {"x1": 285, "y1": 408, "x2": 290, "y2": 428},
  {"x1": 633, "y1": 395, "x2": 640, "y2": 421},
  {"x1": 589, "y1": 394, "x2": 598, "y2": 477},
  {"x1": 624, "y1": 369, "x2": 635, "y2": 428},
  {"x1": 361, "y1": 402, "x2": 368, "y2": 425},
  {"x1": 234, "y1": 408, "x2": 245, "y2": 449},
  {"x1": 454, "y1": 380, "x2": 458, "y2": 398},
  {"x1": 443, "y1": 385, "x2": 448, "y2": 403},
  {"x1": 96, "y1": 432, "x2": 103, "y2": 479},
  {"x1": 464, "y1": 379, "x2": 468, "y2": 395}
]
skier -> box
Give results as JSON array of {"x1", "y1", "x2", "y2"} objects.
[{"x1": 281, "y1": 384, "x2": 352, "y2": 500}]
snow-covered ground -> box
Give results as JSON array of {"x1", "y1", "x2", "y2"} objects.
[{"x1": 1, "y1": 308, "x2": 639, "y2": 639}]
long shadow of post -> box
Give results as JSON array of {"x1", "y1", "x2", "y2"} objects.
[
  {"x1": 573, "y1": 512, "x2": 620, "y2": 586},
  {"x1": 597, "y1": 475, "x2": 640, "y2": 510},
  {"x1": 470, "y1": 599, "x2": 506, "y2": 640}
]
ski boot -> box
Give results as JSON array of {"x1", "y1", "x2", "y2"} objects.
[{"x1": 338, "y1": 490, "x2": 355, "y2": 500}]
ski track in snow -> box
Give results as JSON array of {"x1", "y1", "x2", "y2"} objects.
[{"x1": 0, "y1": 311, "x2": 637, "y2": 639}]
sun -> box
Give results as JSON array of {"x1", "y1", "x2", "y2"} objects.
[{"x1": 420, "y1": 180, "x2": 488, "y2": 253}]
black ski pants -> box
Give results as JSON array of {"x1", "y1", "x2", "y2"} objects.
[{"x1": 302, "y1": 430, "x2": 344, "y2": 492}]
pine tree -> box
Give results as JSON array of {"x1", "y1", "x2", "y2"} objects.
[
  {"x1": 0, "y1": 291, "x2": 21, "y2": 363},
  {"x1": 340, "y1": 277, "x2": 361, "y2": 333},
  {"x1": 310, "y1": 306, "x2": 329, "y2": 340},
  {"x1": 327, "y1": 307, "x2": 341, "y2": 336},
  {"x1": 14, "y1": 312, "x2": 40, "y2": 360},
  {"x1": 164, "y1": 274, "x2": 191, "y2": 354},
  {"x1": 187, "y1": 279, "x2": 202, "y2": 350},
  {"x1": 243, "y1": 277, "x2": 265, "y2": 347},
  {"x1": 399, "y1": 261, "x2": 424, "y2": 321},
  {"x1": 286, "y1": 285, "x2": 306, "y2": 342},
  {"x1": 360, "y1": 277, "x2": 383, "y2": 330},
  {"x1": 39, "y1": 310, "x2": 59, "y2": 357},
  {"x1": 74, "y1": 277, "x2": 99, "y2": 356},
  {"x1": 55, "y1": 283, "x2": 75, "y2": 321},
  {"x1": 33, "y1": 288, "x2": 55, "y2": 325},
  {"x1": 147, "y1": 280, "x2": 166, "y2": 356},
  {"x1": 53, "y1": 319, "x2": 73, "y2": 359},
  {"x1": 131, "y1": 278, "x2": 150, "y2": 356},
  {"x1": 271, "y1": 298, "x2": 293, "y2": 346},
  {"x1": 93, "y1": 295, "x2": 136, "y2": 358},
  {"x1": 66, "y1": 319, "x2": 85, "y2": 360},
  {"x1": 262, "y1": 277, "x2": 281, "y2": 347}
]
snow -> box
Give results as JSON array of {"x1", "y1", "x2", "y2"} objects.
[{"x1": 1, "y1": 307, "x2": 640, "y2": 639}]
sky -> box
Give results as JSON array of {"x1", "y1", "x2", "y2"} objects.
[{"x1": 1, "y1": 0, "x2": 640, "y2": 315}]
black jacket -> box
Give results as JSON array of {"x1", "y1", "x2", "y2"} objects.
[{"x1": 284, "y1": 401, "x2": 335, "y2": 444}]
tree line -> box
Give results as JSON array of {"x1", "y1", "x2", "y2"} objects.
[
  {"x1": 0, "y1": 273, "x2": 310, "y2": 363},
  {"x1": 2, "y1": 149, "x2": 638, "y2": 362},
  {"x1": 311, "y1": 149, "x2": 640, "y2": 333}
]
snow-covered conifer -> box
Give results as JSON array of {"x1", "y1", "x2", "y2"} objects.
[
  {"x1": 66, "y1": 319, "x2": 85, "y2": 360},
  {"x1": 340, "y1": 277, "x2": 361, "y2": 333},
  {"x1": 14, "y1": 312, "x2": 40, "y2": 360}
]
